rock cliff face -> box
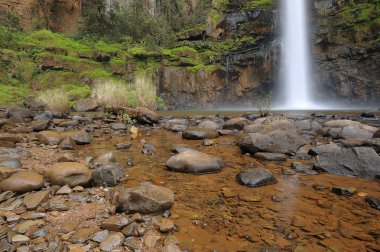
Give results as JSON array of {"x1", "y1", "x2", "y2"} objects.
[
  {"x1": 1, "y1": 0, "x2": 379, "y2": 108},
  {"x1": 157, "y1": 8, "x2": 280, "y2": 109},
  {"x1": 311, "y1": 0, "x2": 380, "y2": 106}
]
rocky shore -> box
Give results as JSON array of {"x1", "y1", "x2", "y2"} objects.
[{"x1": 0, "y1": 106, "x2": 379, "y2": 251}]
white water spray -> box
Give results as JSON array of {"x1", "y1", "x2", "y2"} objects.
[{"x1": 281, "y1": 0, "x2": 316, "y2": 110}]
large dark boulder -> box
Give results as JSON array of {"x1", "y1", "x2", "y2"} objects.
[
  {"x1": 237, "y1": 130, "x2": 306, "y2": 154},
  {"x1": 314, "y1": 147, "x2": 380, "y2": 179}
]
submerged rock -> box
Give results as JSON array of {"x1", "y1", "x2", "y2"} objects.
[
  {"x1": 113, "y1": 182, "x2": 174, "y2": 214},
  {"x1": 166, "y1": 150, "x2": 225, "y2": 174},
  {"x1": 365, "y1": 197, "x2": 380, "y2": 210},
  {"x1": 0, "y1": 171, "x2": 44, "y2": 193},
  {"x1": 314, "y1": 147, "x2": 380, "y2": 179},
  {"x1": 46, "y1": 162, "x2": 92, "y2": 187},
  {"x1": 182, "y1": 128, "x2": 219, "y2": 140},
  {"x1": 236, "y1": 168, "x2": 277, "y2": 188}
]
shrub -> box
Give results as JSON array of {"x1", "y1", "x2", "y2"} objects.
[
  {"x1": 130, "y1": 74, "x2": 157, "y2": 109},
  {"x1": 39, "y1": 88, "x2": 70, "y2": 113},
  {"x1": 91, "y1": 80, "x2": 135, "y2": 108}
]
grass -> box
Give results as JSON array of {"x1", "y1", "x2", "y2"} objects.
[
  {"x1": 91, "y1": 80, "x2": 135, "y2": 108},
  {"x1": 38, "y1": 88, "x2": 70, "y2": 113}
]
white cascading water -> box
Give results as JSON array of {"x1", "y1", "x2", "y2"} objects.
[{"x1": 281, "y1": 0, "x2": 316, "y2": 110}]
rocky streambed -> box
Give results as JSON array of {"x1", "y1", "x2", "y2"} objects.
[{"x1": 0, "y1": 107, "x2": 379, "y2": 251}]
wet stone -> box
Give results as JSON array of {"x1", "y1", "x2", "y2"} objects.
[
  {"x1": 99, "y1": 232, "x2": 125, "y2": 252},
  {"x1": 23, "y1": 190, "x2": 50, "y2": 210},
  {"x1": 92, "y1": 162, "x2": 125, "y2": 187},
  {"x1": 254, "y1": 152, "x2": 287, "y2": 162},
  {"x1": 101, "y1": 216, "x2": 133, "y2": 231},
  {"x1": 45, "y1": 196, "x2": 69, "y2": 211},
  {"x1": 0, "y1": 171, "x2": 44, "y2": 193},
  {"x1": 236, "y1": 168, "x2": 277, "y2": 188},
  {"x1": 156, "y1": 219, "x2": 175, "y2": 233},
  {"x1": 115, "y1": 143, "x2": 132, "y2": 150},
  {"x1": 92, "y1": 230, "x2": 109, "y2": 242},
  {"x1": 121, "y1": 222, "x2": 138, "y2": 237},
  {"x1": 144, "y1": 234, "x2": 160, "y2": 248},
  {"x1": 114, "y1": 182, "x2": 174, "y2": 214},
  {"x1": 182, "y1": 128, "x2": 219, "y2": 140},
  {"x1": 166, "y1": 150, "x2": 225, "y2": 174},
  {"x1": 0, "y1": 159, "x2": 21, "y2": 168},
  {"x1": 332, "y1": 187, "x2": 356, "y2": 196},
  {"x1": 365, "y1": 197, "x2": 380, "y2": 210}
]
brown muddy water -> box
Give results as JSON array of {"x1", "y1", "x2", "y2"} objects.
[{"x1": 76, "y1": 123, "x2": 380, "y2": 252}]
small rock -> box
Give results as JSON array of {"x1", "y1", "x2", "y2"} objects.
[
  {"x1": 182, "y1": 128, "x2": 219, "y2": 140},
  {"x1": 46, "y1": 162, "x2": 92, "y2": 187},
  {"x1": 99, "y1": 232, "x2": 125, "y2": 252},
  {"x1": 156, "y1": 219, "x2": 175, "y2": 233},
  {"x1": 236, "y1": 168, "x2": 277, "y2": 188},
  {"x1": 254, "y1": 152, "x2": 287, "y2": 162},
  {"x1": 91, "y1": 230, "x2": 109, "y2": 242},
  {"x1": 11, "y1": 234, "x2": 30, "y2": 243},
  {"x1": 89, "y1": 152, "x2": 116, "y2": 168},
  {"x1": 23, "y1": 190, "x2": 50, "y2": 210},
  {"x1": 92, "y1": 162, "x2": 125, "y2": 187},
  {"x1": 56, "y1": 185, "x2": 72, "y2": 195},
  {"x1": 144, "y1": 234, "x2": 160, "y2": 248},
  {"x1": 365, "y1": 197, "x2": 380, "y2": 210},
  {"x1": 332, "y1": 187, "x2": 356, "y2": 196},
  {"x1": 115, "y1": 143, "x2": 132, "y2": 150},
  {"x1": 58, "y1": 137, "x2": 77, "y2": 150}
]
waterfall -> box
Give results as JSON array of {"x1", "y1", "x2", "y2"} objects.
[{"x1": 281, "y1": 0, "x2": 316, "y2": 110}]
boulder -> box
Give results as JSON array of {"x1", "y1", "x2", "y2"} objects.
[
  {"x1": 125, "y1": 107, "x2": 159, "y2": 124},
  {"x1": 198, "y1": 120, "x2": 224, "y2": 131},
  {"x1": 89, "y1": 152, "x2": 116, "y2": 168},
  {"x1": 113, "y1": 182, "x2": 174, "y2": 214},
  {"x1": 75, "y1": 98, "x2": 99, "y2": 112},
  {"x1": 8, "y1": 108, "x2": 32, "y2": 122},
  {"x1": 254, "y1": 152, "x2": 287, "y2": 161},
  {"x1": 182, "y1": 128, "x2": 219, "y2": 140},
  {"x1": 236, "y1": 168, "x2": 277, "y2": 187},
  {"x1": 237, "y1": 130, "x2": 306, "y2": 154},
  {"x1": 224, "y1": 117, "x2": 249, "y2": 130},
  {"x1": 46, "y1": 162, "x2": 92, "y2": 187},
  {"x1": 92, "y1": 163, "x2": 125, "y2": 187},
  {"x1": 314, "y1": 147, "x2": 380, "y2": 179},
  {"x1": 308, "y1": 143, "x2": 341, "y2": 156},
  {"x1": 111, "y1": 123, "x2": 127, "y2": 131},
  {"x1": 340, "y1": 126, "x2": 373, "y2": 140},
  {"x1": 0, "y1": 171, "x2": 44, "y2": 193},
  {"x1": 37, "y1": 131, "x2": 62, "y2": 145},
  {"x1": 166, "y1": 150, "x2": 225, "y2": 174},
  {"x1": 374, "y1": 129, "x2": 380, "y2": 139},
  {"x1": 58, "y1": 137, "x2": 77, "y2": 150},
  {"x1": 58, "y1": 120, "x2": 79, "y2": 128},
  {"x1": 31, "y1": 120, "x2": 50, "y2": 132},
  {"x1": 324, "y1": 120, "x2": 377, "y2": 133},
  {"x1": 64, "y1": 131, "x2": 91, "y2": 145}
]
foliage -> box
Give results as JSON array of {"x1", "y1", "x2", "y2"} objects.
[
  {"x1": 0, "y1": 84, "x2": 31, "y2": 106},
  {"x1": 91, "y1": 80, "x2": 135, "y2": 108},
  {"x1": 81, "y1": 0, "x2": 212, "y2": 47},
  {"x1": 257, "y1": 92, "x2": 272, "y2": 117},
  {"x1": 38, "y1": 88, "x2": 70, "y2": 112},
  {"x1": 123, "y1": 113, "x2": 133, "y2": 125}
]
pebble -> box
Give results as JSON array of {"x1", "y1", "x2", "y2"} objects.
[
  {"x1": 156, "y1": 219, "x2": 175, "y2": 232},
  {"x1": 12, "y1": 234, "x2": 30, "y2": 242},
  {"x1": 144, "y1": 234, "x2": 160, "y2": 248}
]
